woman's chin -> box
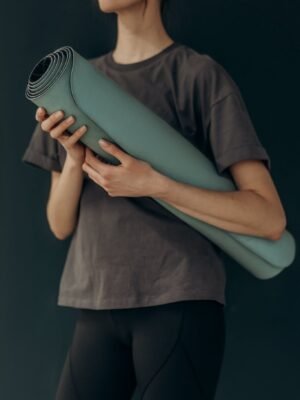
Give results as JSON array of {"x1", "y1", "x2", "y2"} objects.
[
  {"x1": 97, "y1": 0, "x2": 121, "y2": 13},
  {"x1": 98, "y1": 0, "x2": 142, "y2": 14}
]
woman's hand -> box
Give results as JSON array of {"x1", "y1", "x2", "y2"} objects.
[
  {"x1": 35, "y1": 107, "x2": 88, "y2": 165},
  {"x1": 82, "y1": 139, "x2": 164, "y2": 197}
]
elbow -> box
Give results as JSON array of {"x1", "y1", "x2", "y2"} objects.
[
  {"x1": 266, "y1": 213, "x2": 287, "y2": 241},
  {"x1": 52, "y1": 230, "x2": 72, "y2": 241},
  {"x1": 46, "y1": 208, "x2": 75, "y2": 240},
  {"x1": 48, "y1": 221, "x2": 74, "y2": 240},
  {"x1": 267, "y1": 229, "x2": 285, "y2": 241}
]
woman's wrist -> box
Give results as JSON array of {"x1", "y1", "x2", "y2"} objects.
[
  {"x1": 149, "y1": 169, "x2": 172, "y2": 198},
  {"x1": 65, "y1": 153, "x2": 85, "y2": 173}
]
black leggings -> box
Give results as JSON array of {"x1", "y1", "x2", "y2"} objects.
[{"x1": 55, "y1": 299, "x2": 226, "y2": 400}]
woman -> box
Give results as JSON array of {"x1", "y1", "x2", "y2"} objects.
[{"x1": 22, "y1": 0, "x2": 286, "y2": 399}]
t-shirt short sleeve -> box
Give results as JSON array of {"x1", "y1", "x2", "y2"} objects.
[
  {"x1": 199, "y1": 56, "x2": 271, "y2": 176},
  {"x1": 208, "y1": 91, "x2": 271, "y2": 176},
  {"x1": 21, "y1": 121, "x2": 63, "y2": 172}
]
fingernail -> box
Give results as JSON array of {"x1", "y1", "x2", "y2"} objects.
[{"x1": 99, "y1": 139, "x2": 107, "y2": 145}]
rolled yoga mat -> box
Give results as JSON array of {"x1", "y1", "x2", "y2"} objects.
[{"x1": 24, "y1": 45, "x2": 296, "y2": 279}]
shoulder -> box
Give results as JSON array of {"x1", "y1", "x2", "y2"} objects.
[
  {"x1": 87, "y1": 53, "x2": 109, "y2": 68},
  {"x1": 175, "y1": 44, "x2": 241, "y2": 105}
]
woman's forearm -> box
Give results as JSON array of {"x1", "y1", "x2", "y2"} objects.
[
  {"x1": 152, "y1": 172, "x2": 285, "y2": 240},
  {"x1": 46, "y1": 154, "x2": 85, "y2": 239}
]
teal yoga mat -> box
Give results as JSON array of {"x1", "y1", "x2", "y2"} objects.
[{"x1": 25, "y1": 45, "x2": 296, "y2": 279}]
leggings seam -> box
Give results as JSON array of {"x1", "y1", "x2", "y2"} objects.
[
  {"x1": 68, "y1": 348, "x2": 82, "y2": 400},
  {"x1": 140, "y1": 301, "x2": 186, "y2": 399},
  {"x1": 179, "y1": 337, "x2": 203, "y2": 396}
]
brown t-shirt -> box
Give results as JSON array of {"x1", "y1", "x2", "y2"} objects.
[{"x1": 21, "y1": 41, "x2": 271, "y2": 309}]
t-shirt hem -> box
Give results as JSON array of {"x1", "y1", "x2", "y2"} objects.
[
  {"x1": 57, "y1": 290, "x2": 226, "y2": 310},
  {"x1": 215, "y1": 143, "x2": 271, "y2": 175},
  {"x1": 22, "y1": 148, "x2": 62, "y2": 172}
]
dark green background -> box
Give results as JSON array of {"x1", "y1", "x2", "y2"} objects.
[{"x1": 1, "y1": 0, "x2": 299, "y2": 399}]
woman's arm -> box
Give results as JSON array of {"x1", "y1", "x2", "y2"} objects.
[
  {"x1": 34, "y1": 106, "x2": 88, "y2": 240},
  {"x1": 46, "y1": 155, "x2": 85, "y2": 240},
  {"x1": 152, "y1": 159, "x2": 287, "y2": 241},
  {"x1": 82, "y1": 139, "x2": 286, "y2": 241}
]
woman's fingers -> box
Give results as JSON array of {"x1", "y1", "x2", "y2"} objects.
[
  {"x1": 41, "y1": 110, "x2": 65, "y2": 132},
  {"x1": 49, "y1": 114, "x2": 77, "y2": 139},
  {"x1": 62, "y1": 125, "x2": 88, "y2": 147},
  {"x1": 49, "y1": 113, "x2": 88, "y2": 146},
  {"x1": 36, "y1": 108, "x2": 88, "y2": 146},
  {"x1": 35, "y1": 107, "x2": 48, "y2": 122},
  {"x1": 57, "y1": 125, "x2": 88, "y2": 148}
]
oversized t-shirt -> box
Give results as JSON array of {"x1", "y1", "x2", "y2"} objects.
[{"x1": 21, "y1": 41, "x2": 271, "y2": 309}]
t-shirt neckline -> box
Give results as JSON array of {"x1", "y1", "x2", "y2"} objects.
[{"x1": 105, "y1": 41, "x2": 181, "y2": 71}]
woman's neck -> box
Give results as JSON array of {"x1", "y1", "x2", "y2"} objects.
[{"x1": 112, "y1": 1, "x2": 173, "y2": 65}]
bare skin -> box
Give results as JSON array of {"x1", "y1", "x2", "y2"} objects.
[
  {"x1": 35, "y1": 107, "x2": 88, "y2": 239},
  {"x1": 38, "y1": 0, "x2": 286, "y2": 241}
]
